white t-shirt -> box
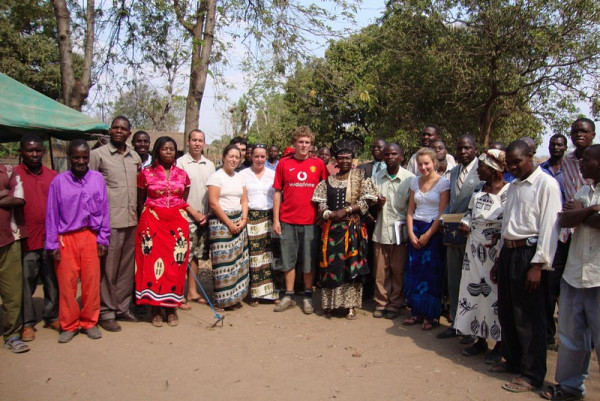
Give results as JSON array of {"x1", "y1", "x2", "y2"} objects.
[
  {"x1": 239, "y1": 167, "x2": 275, "y2": 210},
  {"x1": 411, "y1": 176, "x2": 450, "y2": 222},
  {"x1": 206, "y1": 169, "x2": 245, "y2": 211}
]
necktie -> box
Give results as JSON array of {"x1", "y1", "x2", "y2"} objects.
[
  {"x1": 456, "y1": 166, "x2": 467, "y2": 194},
  {"x1": 375, "y1": 162, "x2": 382, "y2": 174}
]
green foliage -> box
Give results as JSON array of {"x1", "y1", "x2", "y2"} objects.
[
  {"x1": 247, "y1": 0, "x2": 600, "y2": 154},
  {"x1": 103, "y1": 83, "x2": 186, "y2": 131},
  {"x1": 0, "y1": 0, "x2": 61, "y2": 99}
]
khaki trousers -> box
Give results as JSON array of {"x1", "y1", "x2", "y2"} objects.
[{"x1": 373, "y1": 242, "x2": 407, "y2": 312}]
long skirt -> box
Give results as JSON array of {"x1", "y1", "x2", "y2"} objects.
[
  {"x1": 209, "y1": 211, "x2": 250, "y2": 308},
  {"x1": 247, "y1": 209, "x2": 278, "y2": 300},
  {"x1": 454, "y1": 221, "x2": 502, "y2": 341},
  {"x1": 135, "y1": 205, "x2": 189, "y2": 307},
  {"x1": 404, "y1": 219, "x2": 444, "y2": 320},
  {"x1": 319, "y1": 215, "x2": 369, "y2": 310}
]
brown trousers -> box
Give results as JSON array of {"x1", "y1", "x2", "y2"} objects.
[
  {"x1": 373, "y1": 242, "x2": 407, "y2": 312},
  {"x1": 100, "y1": 226, "x2": 136, "y2": 320}
]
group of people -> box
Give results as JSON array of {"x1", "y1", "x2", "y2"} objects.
[{"x1": 0, "y1": 116, "x2": 598, "y2": 401}]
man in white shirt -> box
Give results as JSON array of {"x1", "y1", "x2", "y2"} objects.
[
  {"x1": 407, "y1": 124, "x2": 456, "y2": 175},
  {"x1": 542, "y1": 144, "x2": 600, "y2": 401},
  {"x1": 371, "y1": 143, "x2": 414, "y2": 319},
  {"x1": 176, "y1": 129, "x2": 215, "y2": 306},
  {"x1": 490, "y1": 140, "x2": 562, "y2": 393}
]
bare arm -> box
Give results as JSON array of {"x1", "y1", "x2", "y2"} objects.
[
  {"x1": 137, "y1": 187, "x2": 146, "y2": 217},
  {"x1": 407, "y1": 190, "x2": 419, "y2": 249},
  {"x1": 208, "y1": 185, "x2": 238, "y2": 234},
  {"x1": 558, "y1": 200, "x2": 599, "y2": 228},
  {"x1": 184, "y1": 187, "x2": 206, "y2": 225},
  {"x1": 272, "y1": 189, "x2": 282, "y2": 235}
]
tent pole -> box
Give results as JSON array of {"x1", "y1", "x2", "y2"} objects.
[{"x1": 48, "y1": 137, "x2": 55, "y2": 171}]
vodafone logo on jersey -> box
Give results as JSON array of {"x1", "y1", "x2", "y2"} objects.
[{"x1": 297, "y1": 171, "x2": 307, "y2": 181}]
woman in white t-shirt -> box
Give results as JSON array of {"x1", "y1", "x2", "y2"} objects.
[
  {"x1": 403, "y1": 147, "x2": 450, "y2": 330},
  {"x1": 239, "y1": 144, "x2": 280, "y2": 306},
  {"x1": 207, "y1": 144, "x2": 249, "y2": 310}
]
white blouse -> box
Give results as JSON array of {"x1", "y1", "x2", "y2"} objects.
[
  {"x1": 239, "y1": 167, "x2": 275, "y2": 210},
  {"x1": 411, "y1": 176, "x2": 450, "y2": 222}
]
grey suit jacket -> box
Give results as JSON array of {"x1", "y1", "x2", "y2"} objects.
[{"x1": 445, "y1": 159, "x2": 484, "y2": 214}]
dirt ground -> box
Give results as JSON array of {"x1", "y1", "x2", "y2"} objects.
[{"x1": 1, "y1": 266, "x2": 599, "y2": 401}]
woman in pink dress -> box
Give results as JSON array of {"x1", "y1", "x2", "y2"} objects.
[{"x1": 135, "y1": 136, "x2": 205, "y2": 327}]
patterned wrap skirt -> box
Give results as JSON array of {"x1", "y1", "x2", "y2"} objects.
[
  {"x1": 247, "y1": 209, "x2": 278, "y2": 300},
  {"x1": 404, "y1": 219, "x2": 444, "y2": 320},
  {"x1": 209, "y1": 210, "x2": 250, "y2": 308},
  {"x1": 135, "y1": 205, "x2": 190, "y2": 307}
]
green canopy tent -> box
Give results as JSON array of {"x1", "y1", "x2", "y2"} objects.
[{"x1": 0, "y1": 72, "x2": 108, "y2": 168}]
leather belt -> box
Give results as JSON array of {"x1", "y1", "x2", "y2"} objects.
[{"x1": 504, "y1": 239, "x2": 529, "y2": 249}]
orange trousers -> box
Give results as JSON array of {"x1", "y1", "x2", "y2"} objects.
[{"x1": 54, "y1": 229, "x2": 100, "y2": 332}]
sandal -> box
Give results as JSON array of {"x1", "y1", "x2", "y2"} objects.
[
  {"x1": 502, "y1": 377, "x2": 534, "y2": 393},
  {"x1": 189, "y1": 297, "x2": 207, "y2": 305},
  {"x1": 178, "y1": 299, "x2": 192, "y2": 310},
  {"x1": 4, "y1": 337, "x2": 30, "y2": 353},
  {"x1": 488, "y1": 361, "x2": 510, "y2": 373},
  {"x1": 151, "y1": 308, "x2": 163, "y2": 327},
  {"x1": 402, "y1": 316, "x2": 423, "y2": 326},
  {"x1": 346, "y1": 308, "x2": 357, "y2": 320},
  {"x1": 541, "y1": 385, "x2": 583, "y2": 401},
  {"x1": 167, "y1": 310, "x2": 179, "y2": 327},
  {"x1": 421, "y1": 319, "x2": 434, "y2": 331},
  {"x1": 248, "y1": 300, "x2": 259, "y2": 307}
]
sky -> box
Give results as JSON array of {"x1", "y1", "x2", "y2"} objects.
[{"x1": 195, "y1": 2, "x2": 387, "y2": 145}]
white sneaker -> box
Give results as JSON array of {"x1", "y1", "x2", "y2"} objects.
[
  {"x1": 302, "y1": 297, "x2": 314, "y2": 315},
  {"x1": 274, "y1": 296, "x2": 296, "y2": 312}
]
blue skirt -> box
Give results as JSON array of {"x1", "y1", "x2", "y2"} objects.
[{"x1": 404, "y1": 219, "x2": 444, "y2": 320}]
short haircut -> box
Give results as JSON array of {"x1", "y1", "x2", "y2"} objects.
[
  {"x1": 424, "y1": 124, "x2": 442, "y2": 138},
  {"x1": 506, "y1": 139, "x2": 532, "y2": 156},
  {"x1": 458, "y1": 134, "x2": 476, "y2": 146},
  {"x1": 67, "y1": 139, "x2": 90, "y2": 156},
  {"x1": 151, "y1": 136, "x2": 177, "y2": 165},
  {"x1": 20, "y1": 134, "x2": 43, "y2": 149},
  {"x1": 431, "y1": 140, "x2": 446, "y2": 149},
  {"x1": 572, "y1": 117, "x2": 595, "y2": 132},
  {"x1": 222, "y1": 144, "x2": 242, "y2": 158},
  {"x1": 489, "y1": 141, "x2": 506, "y2": 151},
  {"x1": 188, "y1": 129, "x2": 205, "y2": 141},
  {"x1": 549, "y1": 133, "x2": 567, "y2": 144},
  {"x1": 132, "y1": 130, "x2": 149, "y2": 142},
  {"x1": 292, "y1": 126, "x2": 315, "y2": 144},
  {"x1": 269, "y1": 145, "x2": 279, "y2": 150},
  {"x1": 374, "y1": 138, "x2": 387, "y2": 145},
  {"x1": 111, "y1": 115, "x2": 131, "y2": 130},
  {"x1": 229, "y1": 136, "x2": 247, "y2": 146},
  {"x1": 585, "y1": 144, "x2": 600, "y2": 159},
  {"x1": 415, "y1": 147, "x2": 438, "y2": 169},
  {"x1": 384, "y1": 142, "x2": 404, "y2": 155},
  {"x1": 317, "y1": 146, "x2": 330, "y2": 153}
]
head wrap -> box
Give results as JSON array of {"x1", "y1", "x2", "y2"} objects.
[
  {"x1": 283, "y1": 147, "x2": 295, "y2": 157},
  {"x1": 331, "y1": 139, "x2": 361, "y2": 158},
  {"x1": 479, "y1": 149, "x2": 506, "y2": 172}
]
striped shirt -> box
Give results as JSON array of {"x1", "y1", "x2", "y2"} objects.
[{"x1": 560, "y1": 150, "x2": 593, "y2": 242}]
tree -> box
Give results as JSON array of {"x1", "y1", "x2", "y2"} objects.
[
  {"x1": 106, "y1": 83, "x2": 186, "y2": 131},
  {"x1": 52, "y1": 0, "x2": 96, "y2": 111},
  {"x1": 0, "y1": 0, "x2": 62, "y2": 99}
]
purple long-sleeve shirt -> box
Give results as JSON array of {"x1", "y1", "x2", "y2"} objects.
[{"x1": 45, "y1": 169, "x2": 110, "y2": 250}]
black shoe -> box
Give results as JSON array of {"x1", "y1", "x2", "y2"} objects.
[
  {"x1": 436, "y1": 327, "x2": 457, "y2": 339},
  {"x1": 459, "y1": 335, "x2": 477, "y2": 344},
  {"x1": 462, "y1": 339, "x2": 487, "y2": 356},
  {"x1": 384, "y1": 311, "x2": 400, "y2": 320},
  {"x1": 116, "y1": 311, "x2": 138, "y2": 323},
  {"x1": 98, "y1": 318, "x2": 122, "y2": 332},
  {"x1": 485, "y1": 345, "x2": 502, "y2": 364}
]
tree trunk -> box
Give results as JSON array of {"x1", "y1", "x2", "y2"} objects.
[
  {"x1": 178, "y1": 0, "x2": 217, "y2": 152},
  {"x1": 479, "y1": 98, "x2": 495, "y2": 149},
  {"x1": 52, "y1": 0, "x2": 95, "y2": 111}
]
